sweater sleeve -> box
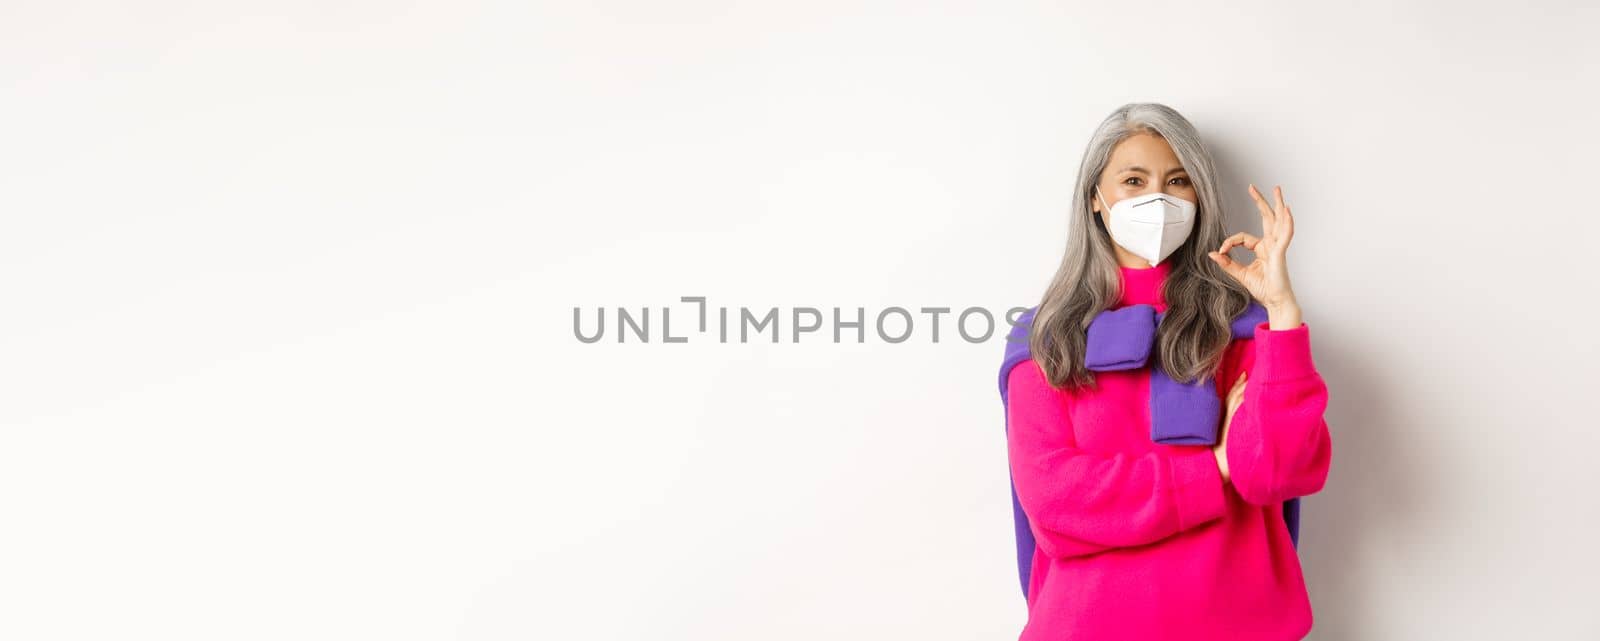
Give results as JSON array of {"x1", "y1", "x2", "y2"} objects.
[
  {"x1": 1223, "y1": 321, "x2": 1333, "y2": 506},
  {"x1": 1006, "y1": 359, "x2": 1228, "y2": 560}
]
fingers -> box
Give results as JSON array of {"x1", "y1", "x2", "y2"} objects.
[
  {"x1": 1248, "y1": 184, "x2": 1277, "y2": 226},
  {"x1": 1228, "y1": 372, "x2": 1247, "y2": 409},
  {"x1": 1267, "y1": 186, "x2": 1294, "y2": 256},
  {"x1": 1249, "y1": 184, "x2": 1299, "y2": 258},
  {"x1": 1208, "y1": 249, "x2": 1243, "y2": 281},
  {"x1": 1282, "y1": 203, "x2": 1295, "y2": 246},
  {"x1": 1218, "y1": 231, "x2": 1260, "y2": 254},
  {"x1": 1209, "y1": 232, "x2": 1263, "y2": 282}
]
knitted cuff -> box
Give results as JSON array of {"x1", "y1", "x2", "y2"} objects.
[{"x1": 1252, "y1": 321, "x2": 1317, "y2": 383}]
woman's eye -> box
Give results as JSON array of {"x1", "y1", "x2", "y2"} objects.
[
  {"x1": 1124, "y1": 177, "x2": 1142, "y2": 186},
  {"x1": 1171, "y1": 177, "x2": 1190, "y2": 186}
]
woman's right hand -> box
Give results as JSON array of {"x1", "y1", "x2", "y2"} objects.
[{"x1": 1213, "y1": 371, "x2": 1247, "y2": 483}]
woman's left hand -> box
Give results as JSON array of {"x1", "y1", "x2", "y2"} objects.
[{"x1": 1208, "y1": 184, "x2": 1299, "y2": 310}]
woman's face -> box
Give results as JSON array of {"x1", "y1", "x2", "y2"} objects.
[{"x1": 1092, "y1": 132, "x2": 1198, "y2": 226}]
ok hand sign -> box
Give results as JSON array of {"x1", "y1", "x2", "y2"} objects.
[{"x1": 1208, "y1": 184, "x2": 1300, "y2": 310}]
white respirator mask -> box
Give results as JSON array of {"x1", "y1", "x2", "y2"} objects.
[{"x1": 1095, "y1": 187, "x2": 1198, "y2": 267}]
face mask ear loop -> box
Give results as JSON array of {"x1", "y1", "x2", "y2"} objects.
[{"x1": 1095, "y1": 186, "x2": 1111, "y2": 214}]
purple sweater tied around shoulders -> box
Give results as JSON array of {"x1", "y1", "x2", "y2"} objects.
[{"x1": 996, "y1": 301, "x2": 1301, "y2": 599}]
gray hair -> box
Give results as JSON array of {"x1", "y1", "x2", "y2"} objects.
[{"x1": 1029, "y1": 102, "x2": 1254, "y2": 390}]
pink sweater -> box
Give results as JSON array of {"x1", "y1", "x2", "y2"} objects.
[{"x1": 1006, "y1": 261, "x2": 1332, "y2": 641}]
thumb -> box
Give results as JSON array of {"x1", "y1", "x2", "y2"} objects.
[{"x1": 1209, "y1": 250, "x2": 1247, "y2": 283}]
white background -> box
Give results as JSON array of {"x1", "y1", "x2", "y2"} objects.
[{"x1": 3, "y1": 1, "x2": 1597, "y2": 639}]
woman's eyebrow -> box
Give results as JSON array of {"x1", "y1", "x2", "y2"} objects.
[{"x1": 1117, "y1": 165, "x2": 1188, "y2": 176}]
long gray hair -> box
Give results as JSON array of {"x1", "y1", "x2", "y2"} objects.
[{"x1": 1029, "y1": 102, "x2": 1253, "y2": 391}]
